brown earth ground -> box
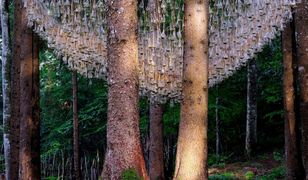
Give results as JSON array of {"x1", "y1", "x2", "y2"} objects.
[{"x1": 209, "y1": 153, "x2": 283, "y2": 179}]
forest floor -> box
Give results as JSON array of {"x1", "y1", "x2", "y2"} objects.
[{"x1": 208, "y1": 152, "x2": 285, "y2": 180}]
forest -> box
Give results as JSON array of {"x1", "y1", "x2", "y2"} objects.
[{"x1": 0, "y1": 0, "x2": 307, "y2": 179}]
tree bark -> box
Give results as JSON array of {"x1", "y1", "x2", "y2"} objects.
[
  {"x1": 294, "y1": 1, "x2": 308, "y2": 178},
  {"x1": 10, "y1": 0, "x2": 22, "y2": 178},
  {"x1": 1, "y1": 0, "x2": 12, "y2": 179},
  {"x1": 149, "y1": 101, "x2": 164, "y2": 180},
  {"x1": 282, "y1": 21, "x2": 305, "y2": 180},
  {"x1": 245, "y1": 58, "x2": 258, "y2": 158},
  {"x1": 72, "y1": 70, "x2": 81, "y2": 180},
  {"x1": 173, "y1": 0, "x2": 209, "y2": 179},
  {"x1": 19, "y1": 5, "x2": 40, "y2": 179},
  {"x1": 102, "y1": 0, "x2": 148, "y2": 179}
]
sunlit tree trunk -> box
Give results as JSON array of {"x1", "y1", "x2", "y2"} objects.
[
  {"x1": 1, "y1": 0, "x2": 12, "y2": 179},
  {"x1": 282, "y1": 21, "x2": 305, "y2": 180},
  {"x1": 174, "y1": 0, "x2": 209, "y2": 179},
  {"x1": 11, "y1": 0, "x2": 22, "y2": 178},
  {"x1": 295, "y1": 1, "x2": 308, "y2": 178},
  {"x1": 245, "y1": 58, "x2": 257, "y2": 158},
  {"x1": 72, "y1": 70, "x2": 81, "y2": 180},
  {"x1": 149, "y1": 101, "x2": 164, "y2": 180},
  {"x1": 102, "y1": 0, "x2": 148, "y2": 179},
  {"x1": 19, "y1": 5, "x2": 40, "y2": 179}
]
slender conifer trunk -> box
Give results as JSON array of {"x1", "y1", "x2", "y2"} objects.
[
  {"x1": 72, "y1": 70, "x2": 81, "y2": 180},
  {"x1": 215, "y1": 94, "x2": 221, "y2": 156},
  {"x1": 245, "y1": 58, "x2": 258, "y2": 158}
]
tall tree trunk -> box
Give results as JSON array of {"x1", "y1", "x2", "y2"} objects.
[
  {"x1": 18, "y1": 5, "x2": 40, "y2": 179},
  {"x1": 294, "y1": 1, "x2": 308, "y2": 178},
  {"x1": 147, "y1": 0, "x2": 164, "y2": 177},
  {"x1": 102, "y1": 0, "x2": 148, "y2": 179},
  {"x1": 173, "y1": 0, "x2": 209, "y2": 179},
  {"x1": 1, "y1": 0, "x2": 12, "y2": 179},
  {"x1": 149, "y1": 101, "x2": 164, "y2": 180},
  {"x1": 72, "y1": 70, "x2": 81, "y2": 180},
  {"x1": 282, "y1": 21, "x2": 305, "y2": 180},
  {"x1": 245, "y1": 58, "x2": 258, "y2": 158},
  {"x1": 215, "y1": 93, "x2": 221, "y2": 156},
  {"x1": 11, "y1": 0, "x2": 22, "y2": 178}
]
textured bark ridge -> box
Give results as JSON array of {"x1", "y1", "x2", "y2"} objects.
[
  {"x1": 149, "y1": 102, "x2": 164, "y2": 180},
  {"x1": 245, "y1": 58, "x2": 258, "y2": 158},
  {"x1": 282, "y1": 21, "x2": 305, "y2": 180},
  {"x1": 295, "y1": 1, "x2": 308, "y2": 178},
  {"x1": 72, "y1": 70, "x2": 81, "y2": 180},
  {"x1": 174, "y1": 0, "x2": 209, "y2": 179},
  {"x1": 1, "y1": 0, "x2": 12, "y2": 179},
  {"x1": 102, "y1": 0, "x2": 148, "y2": 179},
  {"x1": 19, "y1": 4, "x2": 41, "y2": 179}
]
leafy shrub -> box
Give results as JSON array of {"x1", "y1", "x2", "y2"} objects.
[
  {"x1": 208, "y1": 154, "x2": 231, "y2": 167},
  {"x1": 121, "y1": 169, "x2": 141, "y2": 180},
  {"x1": 273, "y1": 151, "x2": 283, "y2": 162},
  {"x1": 245, "y1": 171, "x2": 255, "y2": 180}
]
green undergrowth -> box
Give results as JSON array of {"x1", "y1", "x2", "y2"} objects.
[
  {"x1": 122, "y1": 169, "x2": 142, "y2": 180},
  {"x1": 209, "y1": 172, "x2": 237, "y2": 180},
  {"x1": 256, "y1": 166, "x2": 285, "y2": 180}
]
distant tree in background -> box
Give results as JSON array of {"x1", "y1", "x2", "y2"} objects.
[
  {"x1": 72, "y1": 70, "x2": 81, "y2": 179},
  {"x1": 215, "y1": 87, "x2": 221, "y2": 156},
  {"x1": 246, "y1": 58, "x2": 258, "y2": 158}
]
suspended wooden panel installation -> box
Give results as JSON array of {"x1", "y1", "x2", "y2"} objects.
[
  {"x1": 22, "y1": 0, "x2": 300, "y2": 103},
  {"x1": 138, "y1": 0, "x2": 184, "y2": 103},
  {"x1": 208, "y1": 0, "x2": 300, "y2": 87},
  {"x1": 23, "y1": 0, "x2": 108, "y2": 78}
]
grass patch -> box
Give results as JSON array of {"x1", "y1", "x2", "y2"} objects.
[{"x1": 209, "y1": 172, "x2": 237, "y2": 180}]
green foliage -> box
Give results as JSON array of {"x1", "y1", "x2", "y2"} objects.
[
  {"x1": 245, "y1": 171, "x2": 255, "y2": 180},
  {"x1": 121, "y1": 169, "x2": 141, "y2": 180},
  {"x1": 163, "y1": 103, "x2": 180, "y2": 136},
  {"x1": 209, "y1": 172, "x2": 236, "y2": 180},
  {"x1": 44, "y1": 177, "x2": 58, "y2": 180},
  {"x1": 0, "y1": 153, "x2": 5, "y2": 173},
  {"x1": 273, "y1": 151, "x2": 283, "y2": 162},
  {"x1": 207, "y1": 36, "x2": 285, "y2": 155},
  {"x1": 39, "y1": 49, "x2": 108, "y2": 158},
  {"x1": 208, "y1": 67, "x2": 247, "y2": 154},
  {"x1": 208, "y1": 154, "x2": 231, "y2": 168}
]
